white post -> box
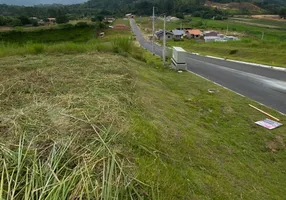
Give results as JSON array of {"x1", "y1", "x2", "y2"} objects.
[
  {"x1": 152, "y1": 6, "x2": 155, "y2": 55},
  {"x1": 261, "y1": 32, "x2": 264, "y2": 40},
  {"x1": 163, "y1": 15, "x2": 166, "y2": 66}
]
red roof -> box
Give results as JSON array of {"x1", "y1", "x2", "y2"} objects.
[{"x1": 186, "y1": 29, "x2": 202, "y2": 35}]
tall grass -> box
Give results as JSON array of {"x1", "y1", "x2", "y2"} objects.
[
  {"x1": 0, "y1": 38, "x2": 135, "y2": 57},
  {"x1": 0, "y1": 125, "x2": 156, "y2": 199},
  {"x1": 0, "y1": 37, "x2": 149, "y2": 64},
  {"x1": 112, "y1": 37, "x2": 133, "y2": 54}
]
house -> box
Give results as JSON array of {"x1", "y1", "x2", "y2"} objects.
[
  {"x1": 155, "y1": 30, "x2": 174, "y2": 41},
  {"x1": 185, "y1": 29, "x2": 203, "y2": 39},
  {"x1": 47, "y1": 18, "x2": 56, "y2": 24},
  {"x1": 166, "y1": 16, "x2": 180, "y2": 22},
  {"x1": 204, "y1": 31, "x2": 218, "y2": 37},
  {"x1": 217, "y1": 34, "x2": 225, "y2": 38},
  {"x1": 104, "y1": 16, "x2": 115, "y2": 23},
  {"x1": 225, "y1": 36, "x2": 239, "y2": 41},
  {"x1": 125, "y1": 13, "x2": 134, "y2": 18},
  {"x1": 29, "y1": 17, "x2": 38, "y2": 20},
  {"x1": 172, "y1": 30, "x2": 185, "y2": 41}
]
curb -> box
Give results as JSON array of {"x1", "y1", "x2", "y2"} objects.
[{"x1": 190, "y1": 53, "x2": 286, "y2": 72}]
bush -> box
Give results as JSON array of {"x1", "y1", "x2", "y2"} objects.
[
  {"x1": 112, "y1": 37, "x2": 132, "y2": 54},
  {"x1": 176, "y1": 13, "x2": 185, "y2": 19},
  {"x1": 58, "y1": 23, "x2": 74, "y2": 29},
  {"x1": 56, "y1": 15, "x2": 69, "y2": 24},
  {"x1": 229, "y1": 49, "x2": 238, "y2": 55},
  {"x1": 75, "y1": 22, "x2": 90, "y2": 28},
  {"x1": 26, "y1": 43, "x2": 45, "y2": 54}
]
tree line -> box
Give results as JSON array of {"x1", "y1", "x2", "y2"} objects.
[{"x1": 0, "y1": 0, "x2": 285, "y2": 27}]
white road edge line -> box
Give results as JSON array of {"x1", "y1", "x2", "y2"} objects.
[
  {"x1": 186, "y1": 70, "x2": 286, "y2": 116},
  {"x1": 213, "y1": 58, "x2": 286, "y2": 72}
]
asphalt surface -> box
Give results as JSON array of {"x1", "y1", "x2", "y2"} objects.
[{"x1": 130, "y1": 19, "x2": 286, "y2": 114}]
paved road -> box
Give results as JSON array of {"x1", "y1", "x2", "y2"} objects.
[{"x1": 130, "y1": 19, "x2": 286, "y2": 114}]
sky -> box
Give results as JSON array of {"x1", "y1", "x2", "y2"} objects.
[{"x1": 0, "y1": 0, "x2": 87, "y2": 6}]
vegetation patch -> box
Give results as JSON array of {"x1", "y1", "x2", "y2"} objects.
[
  {"x1": 0, "y1": 49, "x2": 285, "y2": 199},
  {"x1": 0, "y1": 24, "x2": 98, "y2": 44}
]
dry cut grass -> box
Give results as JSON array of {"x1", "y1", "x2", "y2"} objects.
[{"x1": 0, "y1": 53, "x2": 156, "y2": 199}]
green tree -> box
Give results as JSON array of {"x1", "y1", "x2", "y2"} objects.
[
  {"x1": 97, "y1": 15, "x2": 104, "y2": 22},
  {"x1": 18, "y1": 16, "x2": 30, "y2": 25},
  {"x1": 0, "y1": 16, "x2": 8, "y2": 26},
  {"x1": 11, "y1": 18, "x2": 22, "y2": 27},
  {"x1": 56, "y1": 15, "x2": 69, "y2": 24},
  {"x1": 279, "y1": 8, "x2": 286, "y2": 18},
  {"x1": 176, "y1": 13, "x2": 185, "y2": 19}
]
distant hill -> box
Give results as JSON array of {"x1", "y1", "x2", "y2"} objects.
[
  {"x1": 0, "y1": 0, "x2": 87, "y2": 6},
  {"x1": 206, "y1": 0, "x2": 285, "y2": 6},
  {"x1": 204, "y1": 0, "x2": 286, "y2": 14}
]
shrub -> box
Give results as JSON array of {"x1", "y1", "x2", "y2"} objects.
[
  {"x1": 56, "y1": 15, "x2": 69, "y2": 24},
  {"x1": 112, "y1": 37, "x2": 132, "y2": 53},
  {"x1": 26, "y1": 43, "x2": 45, "y2": 54},
  {"x1": 229, "y1": 49, "x2": 238, "y2": 55},
  {"x1": 75, "y1": 22, "x2": 89, "y2": 28}
]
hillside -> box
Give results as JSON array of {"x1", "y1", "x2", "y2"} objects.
[
  {"x1": 205, "y1": 1, "x2": 262, "y2": 13},
  {"x1": 0, "y1": 0, "x2": 87, "y2": 6},
  {"x1": 1, "y1": 48, "x2": 286, "y2": 199}
]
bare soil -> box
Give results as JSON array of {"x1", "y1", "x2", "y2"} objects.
[{"x1": 205, "y1": 1, "x2": 262, "y2": 13}]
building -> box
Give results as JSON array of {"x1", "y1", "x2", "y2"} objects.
[
  {"x1": 204, "y1": 36, "x2": 226, "y2": 42},
  {"x1": 166, "y1": 16, "x2": 180, "y2": 22},
  {"x1": 155, "y1": 30, "x2": 174, "y2": 41},
  {"x1": 185, "y1": 29, "x2": 203, "y2": 39},
  {"x1": 225, "y1": 36, "x2": 239, "y2": 41},
  {"x1": 204, "y1": 31, "x2": 218, "y2": 37},
  {"x1": 104, "y1": 17, "x2": 115, "y2": 23},
  {"x1": 125, "y1": 13, "x2": 134, "y2": 18},
  {"x1": 172, "y1": 30, "x2": 185, "y2": 41},
  {"x1": 47, "y1": 18, "x2": 56, "y2": 24}
]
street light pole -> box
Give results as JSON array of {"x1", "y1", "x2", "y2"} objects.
[
  {"x1": 163, "y1": 15, "x2": 166, "y2": 66},
  {"x1": 152, "y1": 6, "x2": 155, "y2": 55}
]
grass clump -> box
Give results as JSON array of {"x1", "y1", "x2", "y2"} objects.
[
  {"x1": 0, "y1": 132, "x2": 150, "y2": 200},
  {"x1": 112, "y1": 37, "x2": 133, "y2": 54}
]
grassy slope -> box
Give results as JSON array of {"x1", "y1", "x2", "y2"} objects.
[
  {"x1": 136, "y1": 17, "x2": 286, "y2": 67},
  {"x1": 0, "y1": 26, "x2": 96, "y2": 44},
  {"x1": 1, "y1": 51, "x2": 285, "y2": 199}
]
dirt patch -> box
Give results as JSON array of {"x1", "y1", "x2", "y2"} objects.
[
  {"x1": 266, "y1": 136, "x2": 285, "y2": 152},
  {"x1": 231, "y1": 19, "x2": 281, "y2": 29},
  {"x1": 205, "y1": 1, "x2": 262, "y2": 13}
]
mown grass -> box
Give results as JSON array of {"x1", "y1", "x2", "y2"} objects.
[
  {"x1": 0, "y1": 47, "x2": 286, "y2": 199},
  {"x1": 0, "y1": 19, "x2": 286, "y2": 199}
]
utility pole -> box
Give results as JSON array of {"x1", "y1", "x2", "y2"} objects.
[
  {"x1": 152, "y1": 6, "x2": 155, "y2": 55},
  {"x1": 163, "y1": 15, "x2": 166, "y2": 66}
]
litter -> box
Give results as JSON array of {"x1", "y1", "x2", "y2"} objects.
[
  {"x1": 249, "y1": 104, "x2": 280, "y2": 121},
  {"x1": 255, "y1": 119, "x2": 283, "y2": 130},
  {"x1": 208, "y1": 89, "x2": 218, "y2": 94}
]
